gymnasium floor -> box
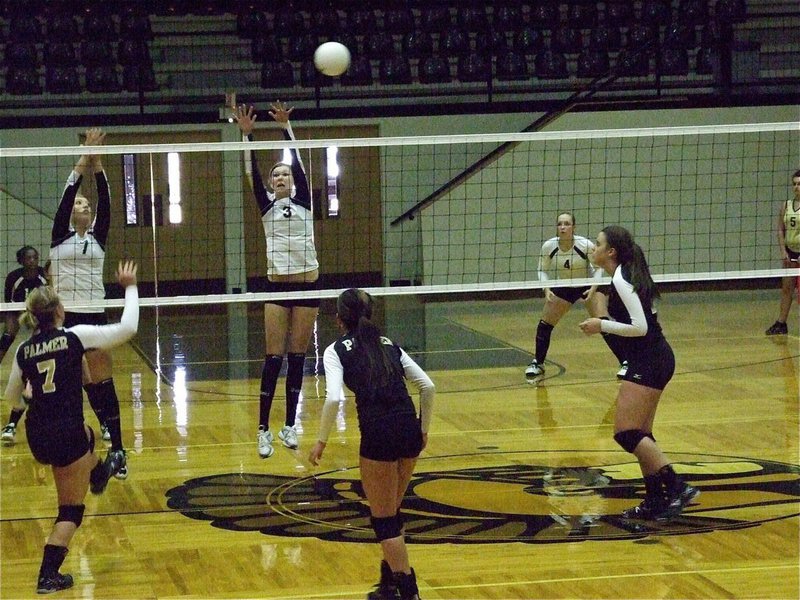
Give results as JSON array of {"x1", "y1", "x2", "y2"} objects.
[{"x1": 0, "y1": 288, "x2": 798, "y2": 599}]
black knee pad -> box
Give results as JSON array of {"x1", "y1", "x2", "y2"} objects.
[
  {"x1": 55, "y1": 504, "x2": 85, "y2": 528},
  {"x1": 371, "y1": 515, "x2": 402, "y2": 541},
  {"x1": 614, "y1": 429, "x2": 647, "y2": 453},
  {"x1": 0, "y1": 332, "x2": 13, "y2": 352},
  {"x1": 645, "y1": 432, "x2": 656, "y2": 443}
]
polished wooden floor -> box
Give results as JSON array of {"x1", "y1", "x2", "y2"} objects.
[{"x1": 1, "y1": 289, "x2": 798, "y2": 599}]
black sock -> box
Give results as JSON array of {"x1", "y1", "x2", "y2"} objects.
[
  {"x1": 84, "y1": 383, "x2": 105, "y2": 425},
  {"x1": 259, "y1": 355, "x2": 283, "y2": 430},
  {"x1": 7, "y1": 407, "x2": 24, "y2": 426},
  {"x1": 285, "y1": 353, "x2": 305, "y2": 428},
  {"x1": 535, "y1": 320, "x2": 554, "y2": 364},
  {"x1": 93, "y1": 379, "x2": 123, "y2": 451},
  {"x1": 658, "y1": 464, "x2": 683, "y2": 495},
  {"x1": 643, "y1": 473, "x2": 664, "y2": 504},
  {"x1": 39, "y1": 544, "x2": 68, "y2": 578}
]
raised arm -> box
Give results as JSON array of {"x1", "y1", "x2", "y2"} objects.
[
  {"x1": 269, "y1": 101, "x2": 311, "y2": 209},
  {"x1": 234, "y1": 104, "x2": 273, "y2": 215},
  {"x1": 92, "y1": 130, "x2": 110, "y2": 245}
]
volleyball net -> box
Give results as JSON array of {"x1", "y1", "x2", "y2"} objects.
[{"x1": 1, "y1": 120, "x2": 798, "y2": 312}]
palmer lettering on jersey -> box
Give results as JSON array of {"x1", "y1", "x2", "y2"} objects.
[
  {"x1": 24, "y1": 336, "x2": 68, "y2": 359},
  {"x1": 341, "y1": 336, "x2": 393, "y2": 352}
]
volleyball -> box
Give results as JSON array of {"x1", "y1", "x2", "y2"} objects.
[{"x1": 313, "y1": 42, "x2": 351, "y2": 77}]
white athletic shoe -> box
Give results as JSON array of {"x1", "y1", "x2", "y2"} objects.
[
  {"x1": 1, "y1": 423, "x2": 16, "y2": 445},
  {"x1": 100, "y1": 424, "x2": 111, "y2": 442},
  {"x1": 257, "y1": 428, "x2": 274, "y2": 458},
  {"x1": 278, "y1": 425, "x2": 299, "y2": 449},
  {"x1": 525, "y1": 360, "x2": 545, "y2": 382},
  {"x1": 616, "y1": 361, "x2": 629, "y2": 379}
]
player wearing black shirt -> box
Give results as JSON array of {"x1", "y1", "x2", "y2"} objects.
[
  {"x1": 580, "y1": 226, "x2": 698, "y2": 521},
  {"x1": 4, "y1": 261, "x2": 139, "y2": 593},
  {"x1": 1, "y1": 246, "x2": 48, "y2": 444}
]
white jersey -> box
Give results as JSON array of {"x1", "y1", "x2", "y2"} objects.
[
  {"x1": 784, "y1": 199, "x2": 800, "y2": 253},
  {"x1": 538, "y1": 235, "x2": 598, "y2": 282},
  {"x1": 49, "y1": 170, "x2": 110, "y2": 313},
  {"x1": 244, "y1": 127, "x2": 319, "y2": 277}
]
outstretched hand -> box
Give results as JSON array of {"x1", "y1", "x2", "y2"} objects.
[
  {"x1": 233, "y1": 104, "x2": 257, "y2": 135},
  {"x1": 268, "y1": 100, "x2": 293, "y2": 125},
  {"x1": 84, "y1": 128, "x2": 105, "y2": 147},
  {"x1": 116, "y1": 260, "x2": 138, "y2": 288}
]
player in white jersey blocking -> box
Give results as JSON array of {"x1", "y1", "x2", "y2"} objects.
[
  {"x1": 765, "y1": 169, "x2": 800, "y2": 336},
  {"x1": 525, "y1": 212, "x2": 626, "y2": 383},
  {"x1": 48, "y1": 128, "x2": 129, "y2": 479},
  {"x1": 235, "y1": 102, "x2": 320, "y2": 458}
]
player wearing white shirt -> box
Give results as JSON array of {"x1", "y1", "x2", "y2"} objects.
[
  {"x1": 48, "y1": 129, "x2": 128, "y2": 479},
  {"x1": 235, "y1": 102, "x2": 320, "y2": 459},
  {"x1": 765, "y1": 169, "x2": 800, "y2": 336},
  {"x1": 309, "y1": 289, "x2": 434, "y2": 600},
  {"x1": 579, "y1": 226, "x2": 698, "y2": 522},
  {"x1": 525, "y1": 213, "x2": 625, "y2": 383}
]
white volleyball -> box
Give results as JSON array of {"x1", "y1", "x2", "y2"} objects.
[{"x1": 313, "y1": 42, "x2": 351, "y2": 77}]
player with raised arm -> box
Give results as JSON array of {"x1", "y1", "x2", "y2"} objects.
[
  {"x1": 5, "y1": 261, "x2": 139, "y2": 593},
  {"x1": 234, "y1": 102, "x2": 320, "y2": 458}
]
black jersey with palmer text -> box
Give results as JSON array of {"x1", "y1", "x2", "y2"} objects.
[{"x1": 15, "y1": 328, "x2": 86, "y2": 432}]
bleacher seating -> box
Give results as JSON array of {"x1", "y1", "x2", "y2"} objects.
[{"x1": 0, "y1": 1, "x2": 796, "y2": 117}]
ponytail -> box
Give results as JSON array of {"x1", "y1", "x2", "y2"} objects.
[
  {"x1": 20, "y1": 286, "x2": 60, "y2": 331},
  {"x1": 337, "y1": 288, "x2": 401, "y2": 386},
  {"x1": 602, "y1": 226, "x2": 659, "y2": 303}
]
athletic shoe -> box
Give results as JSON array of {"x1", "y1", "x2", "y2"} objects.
[
  {"x1": 616, "y1": 361, "x2": 629, "y2": 379},
  {"x1": 525, "y1": 360, "x2": 544, "y2": 382},
  {"x1": 92, "y1": 449, "x2": 126, "y2": 494},
  {"x1": 100, "y1": 424, "x2": 111, "y2": 442},
  {"x1": 112, "y1": 449, "x2": 128, "y2": 480},
  {"x1": 366, "y1": 560, "x2": 399, "y2": 600},
  {"x1": 257, "y1": 427, "x2": 274, "y2": 458},
  {"x1": 36, "y1": 572, "x2": 74, "y2": 594},
  {"x1": 765, "y1": 321, "x2": 788, "y2": 335},
  {"x1": 621, "y1": 497, "x2": 669, "y2": 521},
  {"x1": 661, "y1": 483, "x2": 700, "y2": 518},
  {"x1": 278, "y1": 425, "x2": 299, "y2": 449},
  {"x1": 1, "y1": 423, "x2": 16, "y2": 445}
]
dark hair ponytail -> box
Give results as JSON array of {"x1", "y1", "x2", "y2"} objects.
[
  {"x1": 337, "y1": 289, "x2": 401, "y2": 386},
  {"x1": 601, "y1": 226, "x2": 659, "y2": 303}
]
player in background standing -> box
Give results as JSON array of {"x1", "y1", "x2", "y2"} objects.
[
  {"x1": 234, "y1": 102, "x2": 320, "y2": 458},
  {"x1": 526, "y1": 212, "x2": 626, "y2": 383},
  {"x1": 1, "y1": 246, "x2": 49, "y2": 444},
  {"x1": 765, "y1": 169, "x2": 800, "y2": 335}
]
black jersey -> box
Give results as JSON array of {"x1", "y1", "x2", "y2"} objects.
[
  {"x1": 4, "y1": 267, "x2": 48, "y2": 304},
  {"x1": 605, "y1": 264, "x2": 666, "y2": 358},
  {"x1": 331, "y1": 334, "x2": 417, "y2": 430},
  {"x1": 16, "y1": 328, "x2": 87, "y2": 432}
]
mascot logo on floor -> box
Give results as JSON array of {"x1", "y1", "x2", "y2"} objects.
[{"x1": 166, "y1": 451, "x2": 799, "y2": 543}]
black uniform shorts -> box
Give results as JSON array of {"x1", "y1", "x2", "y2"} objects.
[
  {"x1": 262, "y1": 279, "x2": 321, "y2": 308},
  {"x1": 620, "y1": 339, "x2": 675, "y2": 391},
  {"x1": 26, "y1": 421, "x2": 93, "y2": 467},
  {"x1": 551, "y1": 285, "x2": 590, "y2": 304},
  {"x1": 360, "y1": 412, "x2": 423, "y2": 462}
]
